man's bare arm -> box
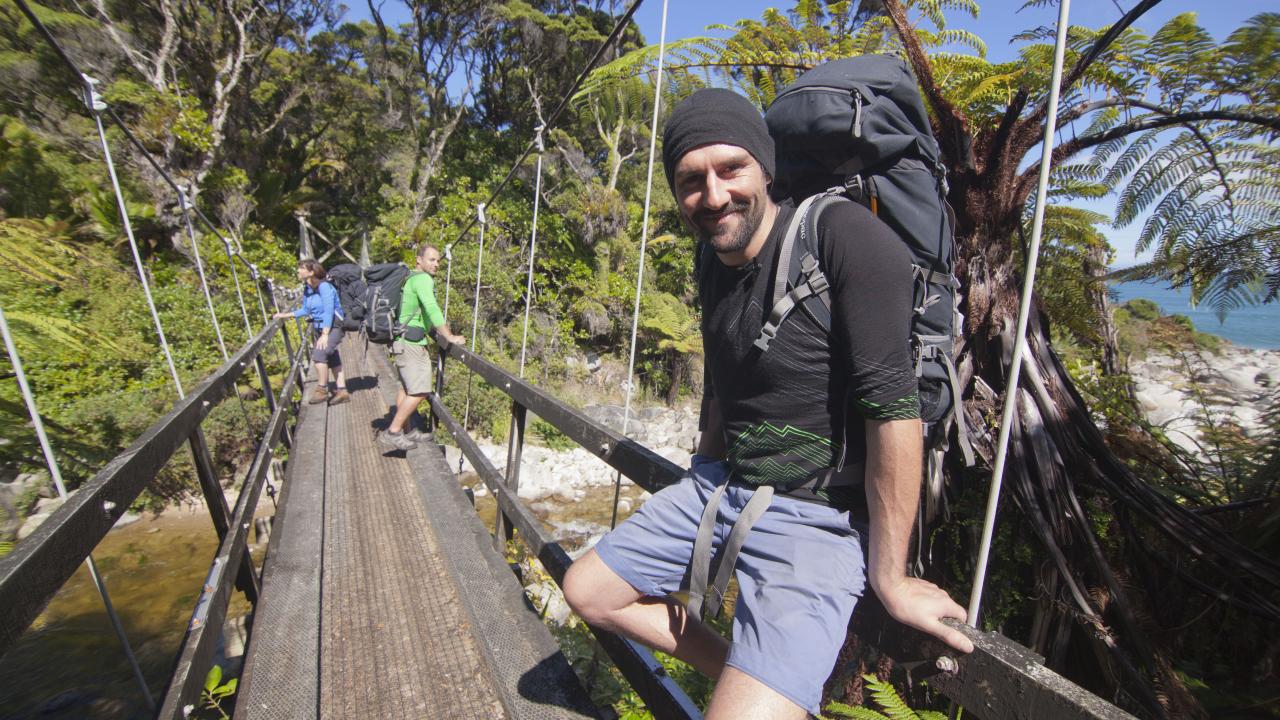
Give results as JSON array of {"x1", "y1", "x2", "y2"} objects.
[
  {"x1": 696, "y1": 396, "x2": 726, "y2": 459},
  {"x1": 864, "y1": 417, "x2": 973, "y2": 653}
]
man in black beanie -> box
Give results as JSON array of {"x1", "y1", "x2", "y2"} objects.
[{"x1": 565, "y1": 88, "x2": 971, "y2": 719}]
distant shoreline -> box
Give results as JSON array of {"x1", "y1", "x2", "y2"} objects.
[{"x1": 1110, "y1": 280, "x2": 1280, "y2": 350}]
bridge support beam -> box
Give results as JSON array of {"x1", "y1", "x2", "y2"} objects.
[
  {"x1": 188, "y1": 427, "x2": 261, "y2": 603},
  {"x1": 496, "y1": 401, "x2": 527, "y2": 552}
]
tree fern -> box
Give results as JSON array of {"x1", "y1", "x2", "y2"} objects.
[{"x1": 820, "y1": 674, "x2": 947, "y2": 720}]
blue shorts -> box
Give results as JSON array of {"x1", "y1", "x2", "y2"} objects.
[{"x1": 594, "y1": 455, "x2": 866, "y2": 714}]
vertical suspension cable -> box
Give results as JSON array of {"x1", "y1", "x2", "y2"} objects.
[
  {"x1": 610, "y1": 0, "x2": 669, "y2": 529},
  {"x1": 0, "y1": 306, "x2": 156, "y2": 709},
  {"x1": 248, "y1": 264, "x2": 271, "y2": 327},
  {"x1": 461, "y1": 205, "x2": 487, "y2": 461},
  {"x1": 223, "y1": 243, "x2": 255, "y2": 338},
  {"x1": 967, "y1": 0, "x2": 1074, "y2": 626},
  {"x1": 85, "y1": 75, "x2": 184, "y2": 399},
  {"x1": 517, "y1": 129, "x2": 546, "y2": 379},
  {"x1": 442, "y1": 246, "x2": 454, "y2": 322},
  {"x1": 179, "y1": 187, "x2": 228, "y2": 360}
]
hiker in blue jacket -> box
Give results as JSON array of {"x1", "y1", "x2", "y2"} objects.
[
  {"x1": 274, "y1": 258, "x2": 350, "y2": 405},
  {"x1": 563, "y1": 89, "x2": 972, "y2": 719}
]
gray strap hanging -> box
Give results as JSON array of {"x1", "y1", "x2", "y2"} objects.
[
  {"x1": 686, "y1": 482, "x2": 775, "y2": 622},
  {"x1": 685, "y1": 480, "x2": 728, "y2": 623}
]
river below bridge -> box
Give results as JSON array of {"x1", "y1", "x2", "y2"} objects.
[
  {"x1": 0, "y1": 506, "x2": 258, "y2": 720},
  {"x1": 0, "y1": 449, "x2": 658, "y2": 720}
]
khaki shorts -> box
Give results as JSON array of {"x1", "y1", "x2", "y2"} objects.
[{"x1": 392, "y1": 340, "x2": 434, "y2": 395}]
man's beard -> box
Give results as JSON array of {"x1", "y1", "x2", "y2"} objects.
[{"x1": 691, "y1": 197, "x2": 764, "y2": 255}]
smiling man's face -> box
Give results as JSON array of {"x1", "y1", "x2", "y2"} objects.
[{"x1": 672, "y1": 143, "x2": 771, "y2": 263}]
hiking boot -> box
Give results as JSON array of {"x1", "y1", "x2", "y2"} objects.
[
  {"x1": 308, "y1": 386, "x2": 329, "y2": 404},
  {"x1": 328, "y1": 389, "x2": 351, "y2": 405},
  {"x1": 403, "y1": 427, "x2": 432, "y2": 443},
  {"x1": 378, "y1": 430, "x2": 418, "y2": 452}
]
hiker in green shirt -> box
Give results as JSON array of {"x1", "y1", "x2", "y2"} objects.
[{"x1": 379, "y1": 242, "x2": 464, "y2": 452}]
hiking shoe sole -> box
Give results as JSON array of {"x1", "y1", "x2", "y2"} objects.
[
  {"x1": 329, "y1": 390, "x2": 351, "y2": 405},
  {"x1": 377, "y1": 432, "x2": 418, "y2": 452}
]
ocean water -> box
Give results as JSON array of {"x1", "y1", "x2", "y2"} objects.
[{"x1": 1111, "y1": 280, "x2": 1280, "y2": 350}]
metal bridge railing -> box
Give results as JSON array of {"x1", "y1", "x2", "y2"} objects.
[
  {"x1": 0, "y1": 319, "x2": 306, "y2": 718},
  {"x1": 428, "y1": 337, "x2": 1135, "y2": 720}
]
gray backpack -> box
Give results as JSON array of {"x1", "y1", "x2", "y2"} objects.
[
  {"x1": 684, "y1": 57, "x2": 977, "y2": 624},
  {"x1": 763, "y1": 55, "x2": 973, "y2": 465}
]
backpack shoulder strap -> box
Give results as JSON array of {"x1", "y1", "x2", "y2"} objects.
[{"x1": 754, "y1": 193, "x2": 844, "y2": 351}]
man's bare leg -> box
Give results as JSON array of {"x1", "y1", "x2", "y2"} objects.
[
  {"x1": 705, "y1": 667, "x2": 806, "y2": 720},
  {"x1": 315, "y1": 361, "x2": 329, "y2": 388},
  {"x1": 389, "y1": 392, "x2": 425, "y2": 434},
  {"x1": 563, "y1": 549, "x2": 729, "y2": 678},
  {"x1": 334, "y1": 367, "x2": 346, "y2": 391}
]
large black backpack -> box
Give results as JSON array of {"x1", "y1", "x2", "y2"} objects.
[
  {"x1": 327, "y1": 263, "x2": 367, "y2": 331},
  {"x1": 763, "y1": 55, "x2": 972, "y2": 465},
  {"x1": 362, "y1": 262, "x2": 411, "y2": 344}
]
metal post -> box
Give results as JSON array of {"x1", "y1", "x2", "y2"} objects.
[
  {"x1": 188, "y1": 428, "x2": 261, "y2": 602},
  {"x1": 296, "y1": 211, "x2": 314, "y2": 260},
  {"x1": 0, "y1": 305, "x2": 156, "y2": 710},
  {"x1": 496, "y1": 402, "x2": 528, "y2": 551},
  {"x1": 967, "y1": 0, "x2": 1074, "y2": 626},
  {"x1": 612, "y1": 0, "x2": 669, "y2": 529}
]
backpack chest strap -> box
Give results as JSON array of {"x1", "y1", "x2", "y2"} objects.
[{"x1": 754, "y1": 255, "x2": 829, "y2": 351}]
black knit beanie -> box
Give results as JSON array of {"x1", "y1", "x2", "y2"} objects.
[{"x1": 662, "y1": 88, "x2": 775, "y2": 191}]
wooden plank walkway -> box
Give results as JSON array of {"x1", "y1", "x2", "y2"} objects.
[{"x1": 236, "y1": 338, "x2": 596, "y2": 719}]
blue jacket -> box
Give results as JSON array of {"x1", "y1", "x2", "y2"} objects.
[{"x1": 293, "y1": 281, "x2": 343, "y2": 329}]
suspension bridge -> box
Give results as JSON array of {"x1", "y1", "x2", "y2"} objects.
[{"x1": 1, "y1": 0, "x2": 1143, "y2": 717}]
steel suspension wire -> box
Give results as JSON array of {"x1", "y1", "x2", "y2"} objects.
[
  {"x1": 85, "y1": 77, "x2": 185, "y2": 398},
  {"x1": 179, "y1": 188, "x2": 229, "y2": 360},
  {"x1": 0, "y1": 306, "x2": 156, "y2": 709},
  {"x1": 517, "y1": 130, "x2": 546, "y2": 379},
  {"x1": 443, "y1": 0, "x2": 645, "y2": 256},
  {"x1": 442, "y1": 247, "x2": 454, "y2": 322},
  {"x1": 967, "y1": 0, "x2": 1074, "y2": 626},
  {"x1": 222, "y1": 240, "x2": 256, "y2": 338},
  {"x1": 14, "y1": 0, "x2": 276, "y2": 340},
  {"x1": 610, "y1": 0, "x2": 669, "y2": 530},
  {"x1": 461, "y1": 205, "x2": 488, "y2": 473}
]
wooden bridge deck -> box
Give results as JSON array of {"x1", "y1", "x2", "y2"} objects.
[{"x1": 235, "y1": 338, "x2": 597, "y2": 719}]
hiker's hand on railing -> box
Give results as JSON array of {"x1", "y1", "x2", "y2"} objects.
[
  {"x1": 448, "y1": 334, "x2": 466, "y2": 345},
  {"x1": 272, "y1": 312, "x2": 292, "y2": 320},
  {"x1": 876, "y1": 576, "x2": 974, "y2": 654}
]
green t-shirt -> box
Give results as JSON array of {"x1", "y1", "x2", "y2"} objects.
[{"x1": 398, "y1": 271, "x2": 446, "y2": 346}]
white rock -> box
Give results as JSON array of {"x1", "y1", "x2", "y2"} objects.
[{"x1": 16, "y1": 512, "x2": 50, "y2": 541}]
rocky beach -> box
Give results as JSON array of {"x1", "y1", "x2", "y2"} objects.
[{"x1": 1131, "y1": 343, "x2": 1279, "y2": 457}]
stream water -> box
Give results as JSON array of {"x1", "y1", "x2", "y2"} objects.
[
  {"x1": 0, "y1": 464, "x2": 640, "y2": 720},
  {"x1": 0, "y1": 509, "x2": 257, "y2": 720}
]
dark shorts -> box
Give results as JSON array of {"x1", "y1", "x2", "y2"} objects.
[
  {"x1": 594, "y1": 455, "x2": 867, "y2": 714},
  {"x1": 311, "y1": 326, "x2": 344, "y2": 366}
]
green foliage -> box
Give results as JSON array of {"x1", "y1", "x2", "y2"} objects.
[
  {"x1": 531, "y1": 417, "x2": 574, "y2": 451},
  {"x1": 200, "y1": 664, "x2": 238, "y2": 720},
  {"x1": 820, "y1": 674, "x2": 947, "y2": 720}
]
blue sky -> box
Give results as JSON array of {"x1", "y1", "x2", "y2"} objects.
[{"x1": 345, "y1": 0, "x2": 1274, "y2": 266}]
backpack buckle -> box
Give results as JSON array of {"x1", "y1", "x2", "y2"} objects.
[
  {"x1": 754, "y1": 323, "x2": 778, "y2": 352},
  {"x1": 843, "y1": 174, "x2": 866, "y2": 203}
]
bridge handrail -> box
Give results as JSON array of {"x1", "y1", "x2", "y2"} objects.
[
  {"x1": 0, "y1": 319, "x2": 290, "y2": 655},
  {"x1": 158, "y1": 339, "x2": 307, "y2": 718},
  {"x1": 432, "y1": 338, "x2": 1136, "y2": 720}
]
